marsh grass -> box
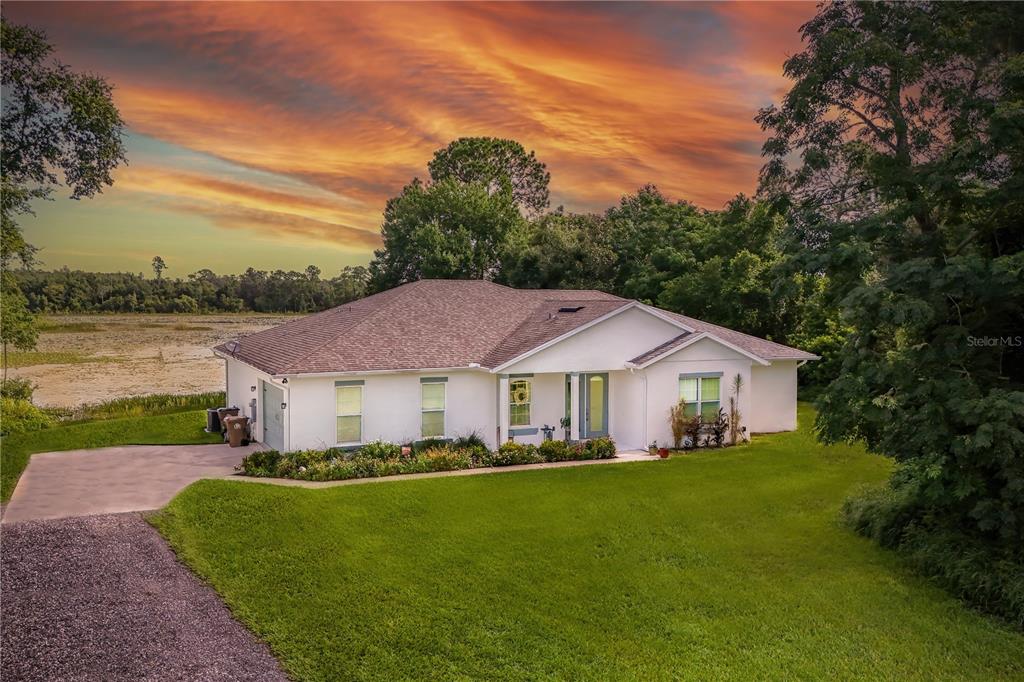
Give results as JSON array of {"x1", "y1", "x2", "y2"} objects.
[
  {"x1": 50, "y1": 391, "x2": 226, "y2": 422},
  {"x1": 37, "y1": 320, "x2": 105, "y2": 333},
  {"x1": 5, "y1": 351, "x2": 122, "y2": 368}
]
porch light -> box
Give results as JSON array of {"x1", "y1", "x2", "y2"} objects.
[
  {"x1": 251, "y1": 385, "x2": 256, "y2": 392},
  {"x1": 281, "y1": 402, "x2": 287, "y2": 410}
]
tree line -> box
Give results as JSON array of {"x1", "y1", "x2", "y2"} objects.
[{"x1": 11, "y1": 265, "x2": 369, "y2": 314}]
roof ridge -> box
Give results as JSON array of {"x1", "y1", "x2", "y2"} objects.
[{"x1": 277, "y1": 281, "x2": 421, "y2": 374}]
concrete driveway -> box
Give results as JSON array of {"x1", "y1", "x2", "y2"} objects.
[{"x1": 3, "y1": 443, "x2": 258, "y2": 524}]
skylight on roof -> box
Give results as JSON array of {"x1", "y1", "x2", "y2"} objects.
[{"x1": 558, "y1": 305, "x2": 585, "y2": 313}]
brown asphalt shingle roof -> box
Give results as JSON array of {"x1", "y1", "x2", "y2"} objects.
[{"x1": 215, "y1": 279, "x2": 816, "y2": 375}]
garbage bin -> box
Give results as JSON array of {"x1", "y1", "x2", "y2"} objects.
[
  {"x1": 217, "y1": 407, "x2": 240, "y2": 433},
  {"x1": 206, "y1": 408, "x2": 221, "y2": 433},
  {"x1": 223, "y1": 415, "x2": 250, "y2": 448}
]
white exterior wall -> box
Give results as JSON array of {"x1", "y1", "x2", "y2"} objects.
[
  {"x1": 610, "y1": 369, "x2": 646, "y2": 450},
  {"x1": 641, "y1": 338, "x2": 754, "y2": 449},
  {"x1": 224, "y1": 356, "x2": 284, "y2": 448},
  {"x1": 749, "y1": 360, "x2": 799, "y2": 432},
  {"x1": 500, "y1": 307, "x2": 682, "y2": 375},
  {"x1": 286, "y1": 370, "x2": 498, "y2": 451}
]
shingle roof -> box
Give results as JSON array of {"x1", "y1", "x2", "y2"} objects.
[
  {"x1": 629, "y1": 311, "x2": 819, "y2": 363},
  {"x1": 215, "y1": 279, "x2": 817, "y2": 375}
]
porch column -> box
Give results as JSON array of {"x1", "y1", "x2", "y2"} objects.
[
  {"x1": 498, "y1": 374, "x2": 510, "y2": 443},
  {"x1": 570, "y1": 372, "x2": 581, "y2": 441}
]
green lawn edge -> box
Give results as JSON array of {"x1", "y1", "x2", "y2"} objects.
[
  {"x1": 151, "y1": 406, "x2": 1024, "y2": 681},
  {"x1": 1, "y1": 409, "x2": 221, "y2": 502}
]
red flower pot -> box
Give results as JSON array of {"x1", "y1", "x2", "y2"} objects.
[{"x1": 658, "y1": 448, "x2": 670, "y2": 459}]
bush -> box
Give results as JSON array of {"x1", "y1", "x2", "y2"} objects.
[
  {"x1": 539, "y1": 439, "x2": 572, "y2": 462},
  {"x1": 452, "y1": 432, "x2": 490, "y2": 466},
  {"x1": 359, "y1": 440, "x2": 402, "y2": 460},
  {"x1": 412, "y1": 437, "x2": 449, "y2": 454},
  {"x1": 420, "y1": 445, "x2": 473, "y2": 472},
  {"x1": 58, "y1": 392, "x2": 225, "y2": 422},
  {"x1": 584, "y1": 437, "x2": 617, "y2": 460},
  {"x1": 489, "y1": 442, "x2": 542, "y2": 467},
  {"x1": 1, "y1": 378, "x2": 35, "y2": 402},
  {"x1": 843, "y1": 484, "x2": 1024, "y2": 628},
  {"x1": 239, "y1": 449, "x2": 283, "y2": 477},
  {"x1": 1, "y1": 397, "x2": 55, "y2": 434}
]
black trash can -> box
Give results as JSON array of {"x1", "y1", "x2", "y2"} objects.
[{"x1": 206, "y1": 408, "x2": 221, "y2": 434}]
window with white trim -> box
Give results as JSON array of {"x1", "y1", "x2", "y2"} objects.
[
  {"x1": 679, "y1": 374, "x2": 721, "y2": 420},
  {"x1": 336, "y1": 385, "x2": 362, "y2": 443},
  {"x1": 510, "y1": 379, "x2": 531, "y2": 426},
  {"x1": 421, "y1": 381, "x2": 446, "y2": 438}
]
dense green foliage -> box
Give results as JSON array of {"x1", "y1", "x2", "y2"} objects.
[
  {"x1": 428, "y1": 137, "x2": 551, "y2": 216},
  {"x1": 368, "y1": 177, "x2": 526, "y2": 290},
  {"x1": 239, "y1": 436, "x2": 617, "y2": 481},
  {"x1": 762, "y1": 3, "x2": 1024, "y2": 535},
  {"x1": 758, "y1": 1, "x2": 1024, "y2": 614},
  {"x1": 0, "y1": 395, "x2": 54, "y2": 435},
  {"x1": 48, "y1": 391, "x2": 224, "y2": 422},
  {"x1": 0, "y1": 408, "x2": 220, "y2": 502},
  {"x1": 153, "y1": 408, "x2": 1024, "y2": 680},
  {"x1": 11, "y1": 265, "x2": 368, "y2": 313}
]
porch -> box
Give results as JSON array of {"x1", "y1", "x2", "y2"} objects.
[{"x1": 497, "y1": 371, "x2": 644, "y2": 450}]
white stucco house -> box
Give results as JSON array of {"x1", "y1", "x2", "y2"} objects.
[{"x1": 215, "y1": 279, "x2": 817, "y2": 452}]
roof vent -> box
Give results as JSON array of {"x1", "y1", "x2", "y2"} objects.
[
  {"x1": 224, "y1": 340, "x2": 241, "y2": 354},
  {"x1": 558, "y1": 305, "x2": 585, "y2": 313}
]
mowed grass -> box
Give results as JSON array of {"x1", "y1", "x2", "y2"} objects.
[
  {"x1": 1, "y1": 410, "x2": 221, "y2": 502},
  {"x1": 153, "y1": 407, "x2": 1024, "y2": 681}
]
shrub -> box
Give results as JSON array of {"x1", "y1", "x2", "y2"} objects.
[
  {"x1": 412, "y1": 437, "x2": 449, "y2": 454},
  {"x1": 683, "y1": 414, "x2": 703, "y2": 449},
  {"x1": 359, "y1": 440, "x2": 402, "y2": 460},
  {"x1": 1, "y1": 378, "x2": 35, "y2": 402},
  {"x1": 584, "y1": 437, "x2": 617, "y2": 460},
  {"x1": 843, "y1": 483, "x2": 1024, "y2": 627},
  {"x1": 452, "y1": 432, "x2": 490, "y2": 466},
  {"x1": 420, "y1": 445, "x2": 473, "y2": 472},
  {"x1": 539, "y1": 439, "x2": 572, "y2": 462},
  {"x1": 707, "y1": 408, "x2": 729, "y2": 447},
  {"x1": 0, "y1": 397, "x2": 55, "y2": 435},
  {"x1": 489, "y1": 442, "x2": 542, "y2": 467},
  {"x1": 239, "y1": 449, "x2": 282, "y2": 477},
  {"x1": 669, "y1": 400, "x2": 687, "y2": 448}
]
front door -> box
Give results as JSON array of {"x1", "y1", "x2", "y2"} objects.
[
  {"x1": 580, "y1": 373, "x2": 609, "y2": 438},
  {"x1": 261, "y1": 381, "x2": 285, "y2": 450}
]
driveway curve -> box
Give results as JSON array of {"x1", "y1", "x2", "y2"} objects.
[
  {"x1": 1, "y1": 513, "x2": 287, "y2": 681},
  {"x1": 3, "y1": 443, "x2": 259, "y2": 524}
]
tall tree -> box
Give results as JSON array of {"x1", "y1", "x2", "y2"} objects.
[
  {"x1": 428, "y1": 137, "x2": 551, "y2": 216},
  {"x1": 1, "y1": 18, "x2": 127, "y2": 377},
  {"x1": 758, "y1": 0, "x2": 1024, "y2": 553},
  {"x1": 368, "y1": 178, "x2": 525, "y2": 291},
  {"x1": 151, "y1": 256, "x2": 167, "y2": 280}
]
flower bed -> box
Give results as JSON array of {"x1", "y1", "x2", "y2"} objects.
[{"x1": 238, "y1": 436, "x2": 618, "y2": 482}]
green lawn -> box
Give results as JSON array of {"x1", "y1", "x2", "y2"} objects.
[
  {"x1": 152, "y1": 407, "x2": 1024, "y2": 681},
  {"x1": 1, "y1": 410, "x2": 221, "y2": 502}
]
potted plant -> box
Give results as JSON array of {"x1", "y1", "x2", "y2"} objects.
[
  {"x1": 648, "y1": 441, "x2": 658, "y2": 456},
  {"x1": 559, "y1": 415, "x2": 571, "y2": 442},
  {"x1": 658, "y1": 445, "x2": 670, "y2": 459}
]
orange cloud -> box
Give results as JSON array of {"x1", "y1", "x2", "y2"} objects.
[{"x1": 5, "y1": 1, "x2": 817, "y2": 258}]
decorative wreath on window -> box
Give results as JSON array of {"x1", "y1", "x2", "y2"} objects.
[{"x1": 511, "y1": 383, "x2": 530, "y2": 405}]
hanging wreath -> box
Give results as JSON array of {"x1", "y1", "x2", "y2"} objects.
[{"x1": 511, "y1": 382, "x2": 530, "y2": 405}]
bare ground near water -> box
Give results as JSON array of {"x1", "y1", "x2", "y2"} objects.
[{"x1": 10, "y1": 314, "x2": 293, "y2": 407}]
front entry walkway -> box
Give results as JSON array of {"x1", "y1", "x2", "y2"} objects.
[{"x1": 3, "y1": 443, "x2": 258, "y2": 524}]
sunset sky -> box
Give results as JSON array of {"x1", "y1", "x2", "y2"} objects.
[{"x1": 4, "y1": 1, "x2": 815, "y2": 275}]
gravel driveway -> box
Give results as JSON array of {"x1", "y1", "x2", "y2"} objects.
[{"x1": 1, "y1": 513, "x2": 287, "y2": 682}]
